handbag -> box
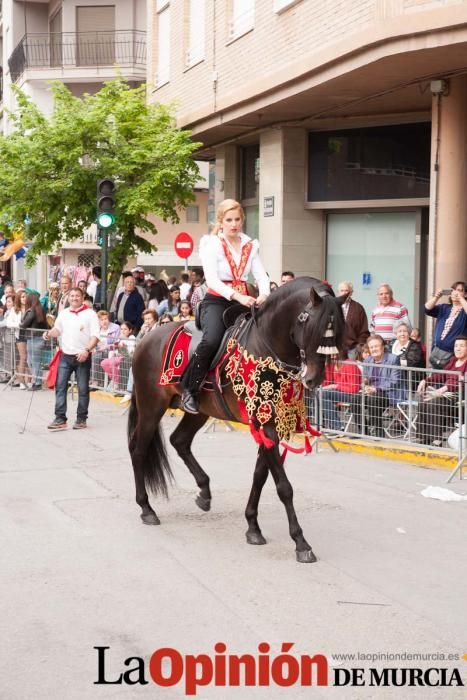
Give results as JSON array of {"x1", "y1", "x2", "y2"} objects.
[{"x1": 429, "y1": 345, "x2": 453, "y2": 369}]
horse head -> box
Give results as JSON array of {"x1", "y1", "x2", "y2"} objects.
[{"x1": 291, "y1": 282, "x2": 346, "y2": 390}]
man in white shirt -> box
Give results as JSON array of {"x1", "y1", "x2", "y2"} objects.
[
  {"x1": 43, "y1": 288, "x2": 100, "y2": 431},
  {"x1": 179, "y1": 272, "x2": 191, "y2": 300}
]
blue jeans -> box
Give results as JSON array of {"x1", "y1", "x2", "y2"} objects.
[
  {"x1": 55, "y1": 353, "x2": 91, "y2": 421},
  {"x1": 126, "y1": 367, "x2": 133, "y2": 393},
  {"x1": 27, "y1": 336, "x2": 44, "y2": 386},
  {"x1": 321, "y1": 389, "x2": 357, "y2": 430}
]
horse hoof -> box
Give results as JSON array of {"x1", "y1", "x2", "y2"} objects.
[
  {"x1": 141, "y1": 512, "x2": 160, "y2": 526},
  {"x1": 246, "y1": 531, "x2": 267, "y2": 545},
  {"x1": 195, "y1": 495, "x2": 211, "y2": 512},
  {"x1": 296, "y1": 549, "x2": 317, "y2": 563}
]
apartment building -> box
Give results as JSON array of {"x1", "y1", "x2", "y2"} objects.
[
  {"x1": 149, "y1": 0, "x2": 467, "y2": 327},
  {"x1": 0, "y1": 0, "x2": 148, "y2": 289}
]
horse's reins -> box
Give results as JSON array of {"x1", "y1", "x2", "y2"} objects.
[{"x1": 249, "y1": 303, "x2": 303, "y2": 378}]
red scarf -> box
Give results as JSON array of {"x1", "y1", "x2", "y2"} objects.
[
  {"x1": 69, "y1": 304, "x2": 88, "y2": 315},
  {"x1": 221, "y1": 237, "x2": 253, "y2": 282}
]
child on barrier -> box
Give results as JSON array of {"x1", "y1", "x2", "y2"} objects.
[{"x1": 100, "y1": 321, "x2": 136, "y2": 392}]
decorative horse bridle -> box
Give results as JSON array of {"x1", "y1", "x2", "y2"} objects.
[{"x1": 251, "y1": 287, "x2": 340, "y2": 380}]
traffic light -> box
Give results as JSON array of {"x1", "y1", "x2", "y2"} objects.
[{"x1": 96, "y1": 178, "x2": 116, "y2": 229}]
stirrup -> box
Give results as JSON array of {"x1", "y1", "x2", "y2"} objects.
[{"x1": 182, "y1": 390, "x2": 199, "y2": 414}]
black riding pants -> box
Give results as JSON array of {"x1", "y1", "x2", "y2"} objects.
[{"x1": 182, "y1": 294, "x2": 235, "y2": 393}]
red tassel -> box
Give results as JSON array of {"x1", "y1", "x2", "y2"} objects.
[
  {"x1": 304, "y1": 435, "x2": 312, "y2": 454},
  {"x1": 259, "y1": 427, "x2": 275, "y2": 449},
  {"x1": 281, "y1": 447, "x2": 288, "y2": 463},
  {"x1": 306, "y1": 420, "x2": 321, "y2": 437},
  {"x1": 250, "y1": 423, "x2": 263, "y2": 445}
]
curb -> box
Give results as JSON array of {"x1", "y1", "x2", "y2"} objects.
[
  {"x1": 91, "y1": 391, "x2": 457, "y2": 471},
  {"x1": 327, "y1": 437, "x2": 456, "y2": 471}
]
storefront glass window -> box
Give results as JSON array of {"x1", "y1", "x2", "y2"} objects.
[
  {"x1": 326, "y1": 211, "x2": 419, "y2": 323},
  {"x1": 308, "y1": 124, "x2": 430, "y2": 201}
]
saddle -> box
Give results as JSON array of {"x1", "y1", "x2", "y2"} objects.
[
  {"x1": 187, "y1": 302, "x2": 247, "y2": 363},
  {"x1": 158, "y1": 307, "x2": 251, "y2": 387}
]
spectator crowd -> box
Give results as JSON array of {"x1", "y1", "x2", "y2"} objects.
[{"x1": 0, "y1": 266, "x2": 466, "y2": 448}]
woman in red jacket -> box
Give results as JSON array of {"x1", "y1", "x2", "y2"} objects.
[
  {"x1": 416, "y1": 335, "x2": 467, "y2": 445},
  {"x1": 321, "y1": 354, "x2": 361, "y2": 431}
]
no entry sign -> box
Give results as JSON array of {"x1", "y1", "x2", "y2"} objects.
[{"x1": 174, "y1": 231, "x2": 194, "y2": 259}]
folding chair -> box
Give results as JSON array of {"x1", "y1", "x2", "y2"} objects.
[
  {"x1": 335, "y1": 402, "x2": 354, "y2": 433},
  {"x1": 383, "y1": 400, "x2": 418, "y2": 440}
]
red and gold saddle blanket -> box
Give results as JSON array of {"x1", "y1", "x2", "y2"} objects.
[
  {"x1": 158, "y1": 325, "x2": 217, "y2": 390},
  {"x1": 158, "y1": 326, "x2": 321, "y2": 458},
  {"x1": 159, "y1": 325, "x2": 193, "y2": 386}
]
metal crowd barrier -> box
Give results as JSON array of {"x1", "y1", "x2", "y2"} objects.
[
  {"x1": 306, "y1": 360, "x2": 466, "y2": 463},
  {"x1": 0, "y1": 326, "x2": 57, "y2": 388},
  {"x1": 1, "y1": 328, "x2": 465, "y2": 469},
  {"x1": 89, "y1": 336, "x2": 135, "y2": 396}
]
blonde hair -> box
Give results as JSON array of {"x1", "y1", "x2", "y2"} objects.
[{"x1": 212, "y1": 198, "x2": 244, "y2": 236}]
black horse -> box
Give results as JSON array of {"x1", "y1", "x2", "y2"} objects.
[{"x1": 128, "y1": 277, "x2": 345, "y2": 563}]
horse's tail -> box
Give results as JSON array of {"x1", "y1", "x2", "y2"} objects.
[{"x1": 127, "y1": 391, "x2": 174, "y2": 499}]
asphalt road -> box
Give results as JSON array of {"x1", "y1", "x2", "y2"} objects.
[{"x1": 1, "y1": 387, "x2": 466, "y2": 699}]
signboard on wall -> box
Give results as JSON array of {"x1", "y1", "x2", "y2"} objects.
[{"x1": 263, "y1": 196, "x2": 274, "y2": 217}]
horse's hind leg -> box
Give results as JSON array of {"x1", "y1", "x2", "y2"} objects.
[
  {"x1": 169, "y1": 412, "x2": 211, "y2": 511},
  {"x1": 268, "y1": 446, "x2": 317, "y2": 563},
  {"x1": 245, "y1": 446, "x2": 269, "y2": 545}
]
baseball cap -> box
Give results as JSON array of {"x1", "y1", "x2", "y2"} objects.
[{"x1": 131, "y1": 266, "x2": 145, "y2": 273}]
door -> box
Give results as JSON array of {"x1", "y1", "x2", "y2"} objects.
[{"x1": 326, "y1": 211, "x2": 420, "y2": 326}]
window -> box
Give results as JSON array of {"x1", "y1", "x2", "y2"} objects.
[
  {"x1": 229, "y1": 0, "x2": 254, "y2": 39},
  {"x1": 186, "y1": 205, "x2": 199, "y2": 223},
  {"x1": 76, "y1": 6, "x2": 115, "y2": 67},
  {"x1": 49, "y1": 8, "x2": 62, "y2": 67},
  {"x1": 157, "y1": 2, "x2": 170, "y2": 86},
  {"x1": 241, "y1": 144, "x2": 260, "y2": 200},
  {"x1": 186, "y1": 0, "x2": 205, "y2": 67},
  {"x1": 308, "y1": 124, "x2": 431, "y2": 202}
]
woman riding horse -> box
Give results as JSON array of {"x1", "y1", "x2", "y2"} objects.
[
  {"x1": 128, "y1": 274, "x2": 345, "y2": 563},
  {"x1": 181, "y1": 198, "x2": 270, "y2": 414}
]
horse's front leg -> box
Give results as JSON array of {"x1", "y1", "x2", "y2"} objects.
[
  {"x1": 268, "y1": 445, "x2": 317, "y2": 563},
  {"x1": 245, "y1": 446, "x2": 269, "y2": 545}
]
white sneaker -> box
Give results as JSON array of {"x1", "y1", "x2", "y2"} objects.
[
  {"x1": 119, "y1": 394, "x2": 131, "y2": 404},
  {"x1": 19, "y1": 383, "x2": 27, "y2": 390}
]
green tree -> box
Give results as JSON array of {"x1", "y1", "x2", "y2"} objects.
[{"x1": 0, "y1": 79, "x2": 202, "y2": 300}]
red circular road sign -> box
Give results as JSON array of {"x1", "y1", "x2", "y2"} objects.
[{"x1": 174, "y1": 231, "x2": 194, "y2": 259}]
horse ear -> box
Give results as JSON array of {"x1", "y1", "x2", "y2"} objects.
[
  {"x1": 335, "y1": 294, "x2": 348, "y2": 306},
  {"x1": 310, "y1": 287, "x2": 323, "y2": 306}
]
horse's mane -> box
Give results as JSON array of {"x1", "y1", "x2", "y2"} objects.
[
  {"x1": 256, "y1": 276, "x2": 335, "y2": 316},
  {"x1": 256, "y1": 277, "x2": 345, "y2": 353}
]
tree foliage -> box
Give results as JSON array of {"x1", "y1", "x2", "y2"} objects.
[{"x1": 0, "y1": 79, "x2": 202, "y2": 293}]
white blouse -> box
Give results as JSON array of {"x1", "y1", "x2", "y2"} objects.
[{"x1": 200, "y1": 233, "x2": 270, "y2": 301}]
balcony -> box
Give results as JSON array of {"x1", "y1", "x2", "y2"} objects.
[{"x1": 8, "y1": 30, "x2": 146, "y2": 83}]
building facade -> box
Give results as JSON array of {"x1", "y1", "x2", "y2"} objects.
[
  {"x1": 148, "y1": 0, "x2": 467, "y2": 329},
  {"x1": 1, "y1": 0, "x2": 147, "y2": 289}
]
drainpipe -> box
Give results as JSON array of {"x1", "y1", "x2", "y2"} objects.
[{"x1": 427, "y1": 81, "x2": 448, "y2": 350}]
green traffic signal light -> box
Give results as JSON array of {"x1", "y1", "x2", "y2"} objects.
[
  {"x1": 97, "y1": 212, "x2": 115, "y2": 229},
  {"x1": 97, "y1": 178, "x2": 116, "y2": 230}
]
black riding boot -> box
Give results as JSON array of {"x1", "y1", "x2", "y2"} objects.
[{"x1": 181, "y1": 352, "x2": 210, "y2": 414}]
